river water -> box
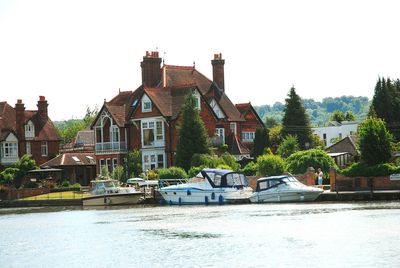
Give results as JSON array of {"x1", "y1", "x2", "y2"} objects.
[{"x1": 0, "y1": 202, "x2": 399, "y2": 268}]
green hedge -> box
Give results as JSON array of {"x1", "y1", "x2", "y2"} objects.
[
  {"x1": 340, "y1": 162, "x2": 400, "y2": 177},
  {"x1": 158, "y1": 166, "x2": 188, "y2": 179}
]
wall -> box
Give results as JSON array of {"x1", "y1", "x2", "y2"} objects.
[
  {"x1": 313, "y1": 122, "x2": 358, "y2": 147},
  {"x1": 330, "y1": 168, "x2": 400, "y2": 191}
]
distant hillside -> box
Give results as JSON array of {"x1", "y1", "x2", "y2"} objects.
[{"x1": 254, "y1": 96, "x2": 370, "y2": 127}]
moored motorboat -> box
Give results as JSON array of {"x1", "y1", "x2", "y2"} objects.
[
  {"x1": 158, "y1": 168, "x2": 253, "y2": 205},
  {"x1": 82, "y1": 179, "x2": 144, "y2": 206},
  {"x1": 249, "y1": 175, "x2": 323, "y2": 203}
]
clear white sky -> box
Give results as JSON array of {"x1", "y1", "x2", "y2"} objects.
[{"x1": 1, "y1": 0, "x2": 399, "y2": 121}]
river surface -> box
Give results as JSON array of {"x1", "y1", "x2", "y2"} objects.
[{"x1": 0, "y1": 202, "x2": 400, "y2": 268}]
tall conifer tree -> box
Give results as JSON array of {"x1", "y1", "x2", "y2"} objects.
[
  {"x1": 281, "y1": 86, "x2": 312, "y2": 149},
  {"x1": 175, "y1": 92, "x2": 210, "y2": 171}
]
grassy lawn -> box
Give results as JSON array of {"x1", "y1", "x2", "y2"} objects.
[{"x1": 21, "y1": 191, "x2": 91, "y2": 200}]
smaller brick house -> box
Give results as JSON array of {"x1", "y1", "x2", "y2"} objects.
[{"x1": 0, "y1": 96, "x2": 61, "y2": 169}]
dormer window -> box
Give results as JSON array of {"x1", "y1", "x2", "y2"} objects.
[
  {"x1": 142, "y1": 94, "x2": 152, "y2": 112},
  {"x1": 25, "y1": 121, "x2": 35, "y2": 139},
  {"x1": 192, "y1": 89, "x2": 201, "y2": 110},
  {"x1": 210, "y1": 99, "x2": 225, "y2": 119}
]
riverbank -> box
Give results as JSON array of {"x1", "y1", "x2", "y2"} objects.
[{"x1": 1, "y1": 190, "x2": 400, "y2": 208}]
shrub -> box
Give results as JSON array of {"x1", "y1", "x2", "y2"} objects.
[
  {"x1": 191, "y1": 154, "x2": 223, "y2": 168},
  {"x1": 145, "y1": 170, "x2": 159, "y2": 180},
  {"x1": 216, "y1": 164, "x2": 233, "y2": 170},
  {"x1": 42, "y1": 180, "x2": 56, "y2": 189},
  {"x1": 158, "y1": 167, "x2": 188, "y2": 180},
  {"x1": 256, "y1": 154, "x2": 286, "y2": 176},
  {"x1": 70, "y1": 183, "x2": 81, "y2": 188},
  {"x1": 241, "y1": 161, "x2": 258, "y2": 176},
  {"x1": 277, "y1": 134, "x2": 300, "y2": 158},
  {"x1": 187, "y1": 166, "x2": 205, "y2": 178},
  {"x1": 220, "y1": 152, "x2": 240, "y2": 170},
  {"x1": 286, "y1": 149, "x2": 337, "y2": 174},
  {"x1": 24, "y1": 181, "x2": 38, "y2": 188},
  {"x1": 341, "y1": 162, "x2": 400, "y2": 177},
  {"x1": 61, "y1": 180, "x2": 71, "y2": 187}
]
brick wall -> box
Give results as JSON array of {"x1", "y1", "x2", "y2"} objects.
[{"x1": 330, "y1": 168, "x2": 400, "y2": 191}]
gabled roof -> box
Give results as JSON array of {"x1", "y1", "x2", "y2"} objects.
[
  {"x1": 325, "y1": 135, "x2": 359, "y2": 156},
  {"x1": 0, "y1": 100, "x2": 61, "y2": 141},
  {"x1": 41, "y1": 152, "x2": 96, "y2": 167},
  {"x1": 161, "y1": 65, "x2": 243, "y2": 122},
  {"x1": 235, "y1": 102, "x2": 265, "y2": 126},
  {"x1": 0, "y1": 102, "x2": 16, "y2": 136}
]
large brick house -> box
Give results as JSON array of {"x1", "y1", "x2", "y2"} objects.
[
  {"x1": 0, "y1": 96, "x2": 61, "y2": 169},
  {"x1": 92, "y1": 51, "x2": 264, "y2": 173}
]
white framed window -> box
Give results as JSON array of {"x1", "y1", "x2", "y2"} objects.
[
  {"x1": 142, "y1": 151, "x2": 165, "y2": 171},
  {"x1": 41, "y1": 141, "x2": 48, "y2": 156},
  {"x1": 215, "y1": 127, "x2": 225, "y2": 144},
  {"x1": 26, "y1": 142, "x2": 31, "y2": 155},
  {"x1": 99, "y1": 159, "x2": 105, "y2": 174},
  {"x1": 210, "y1": 99, "x2": 225, "y2": 119},
  {"x1": 192, "y1": 89, "x2": 201, "y2": 110},
  {"x1": 141, "y1": 94, "x2": 152, "y2": 113},
  {"x1": 2, "y1": 142, "x2": 18, "y2": 158},
  {"x1": 241, "y1": 131, "x2": 255, "y2": 142},
  {"x1": 111, "y1": 126, "x2": 120, "y2": 142},
  {"x1": 230, "y1": 123, "x2": 237, "y2": 135},
  {"x1": 25, "y1": 121, "x2": 35, "y2": 139},
  {"x1": 141, "y1": 119, "x2": 164, "y2": 147}
]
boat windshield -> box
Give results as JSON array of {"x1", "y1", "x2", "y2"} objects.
[
  {"x1": 92, "y1": 181, "x2": 118, "y2": 190},
  {"x1": 258, "y1": 179, "x2": 281, "y2": 191},
  {"x1": 282, "y1": 176, "x2": 298, "y2": 183}
]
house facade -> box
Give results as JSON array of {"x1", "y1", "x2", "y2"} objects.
[
  {"x1": 0, "y1": 96, "x2": 61, "y2": 169},
  {"x1": 92, "y1": 51, "x2": 264, "y2": 174},
  {"x1": 312, "y1": 121, "x2": 359, "y2": 147}
]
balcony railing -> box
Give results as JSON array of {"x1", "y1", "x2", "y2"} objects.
[{"x1": 95, "y1": 142, "x2": 127, "y2": 153}]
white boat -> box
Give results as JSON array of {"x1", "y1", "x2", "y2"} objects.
[
  {"x1": 82, "y1": 179, "x2": 144, "y2": 206},
  {"x1": 249, "y1": 175, "x2": 323, "y2": 203},
  {"x1": 158, "y1": 168, "x2": 253, "y2": 205}
]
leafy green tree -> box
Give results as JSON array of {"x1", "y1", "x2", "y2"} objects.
[
  {"x1": 220, "y1": 152, "x2": 240, "y2": 171},
  {"x1": 125, "y1": 150, "x2": 142, "y2": 178},
  {"x1": 358, "y1": 117, "x2": 393, "y2": 166},
  {"x1": 286, "y1": 149, "x2": 337, "y2": 174},
  {"x1": 281, "y1": 86, "x2": 312, "y2": 149},
  {"x1": 277, "y1": 134, "x2": 300, "y2": 158},
  {"x1": 264, "y1": 116, "x2": 279, "y2": 128},
  {"x1": 240, "y1": 161, "x2": 258, "y2": 176},
  {"x1": 345, "y1": 111, "x2": 356, "y2": 121},
  {"x1": 56, "y1": 105, "x2": 98, "y2": 146},
  {"x1": 269, "y1": 125, "x2": 282, "y2": 153},
  {"x1": 256, "y1": 154, "x2": 286, "y2": 176},
  {"x1": 0, "y1": 168, "x2": 18, "y2": 185},
  {"x1": 175, "y1": 93, "x2": 210, "y2": 171},
  {"x1": 112, "y1": 165, "x2": 125, "y2": 182},
  {"x1": 253, "y1": 128, "x2": 270, "y2": 159},
  {"x1": 12, "y1": 154, "x2": 38, "y2": 188},
  {"x1": 331, "y1": 110, "x2": 345, "y2": 123}
]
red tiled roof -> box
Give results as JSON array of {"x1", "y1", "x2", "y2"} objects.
[
  {"x1": 0, "y1": 100, "x2": 61, "y2": 141},
  {"x1": 41, "y1": 152, "x2": 96, "y2": 167}
]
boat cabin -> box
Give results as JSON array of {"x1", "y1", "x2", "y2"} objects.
[
  {"x1": 201, "y1": 168, "x2": 248, "y2": 189},
  {"x1": 90, "y1": 180, "x2": 120, "y2": 195},
  {"x1": 255, "y1": 175, "x2": 301, "y2": 192}
]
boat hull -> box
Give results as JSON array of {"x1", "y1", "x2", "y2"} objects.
[
  {"x1": 249, "y1": 190, "x2": 322, "y2": 203},
  {"x1": 158, "y1": 188, "x2": 252, "y2": 205},
  {"x1": 82, "y1": 193, "x2": 144, "y2": 206}
]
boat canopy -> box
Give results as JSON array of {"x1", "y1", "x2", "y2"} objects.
[
  {"x1": 256, "y1": 175, "x2": 300, "y2": 192},
  {"x1": 201, "y1": 168, "x2": 248, "y2": 188}
]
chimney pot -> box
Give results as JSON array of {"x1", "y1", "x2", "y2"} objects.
[{"x1": 17, "y1": 99, "x2": 22, "y2": 104}]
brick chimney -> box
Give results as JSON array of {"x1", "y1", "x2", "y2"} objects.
[
  {"x1": 15, "y1": 99, "x2": 25, "y2": 140},
  {"x1": 37, "y1": 96, "x2": 48, "y2": 120},
  {"x1": 211, "y1": 53, "x2": 225, "y2": 92},
  {"x1": 141, "y1": 51, "x2": 162, "y2": 87}
]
